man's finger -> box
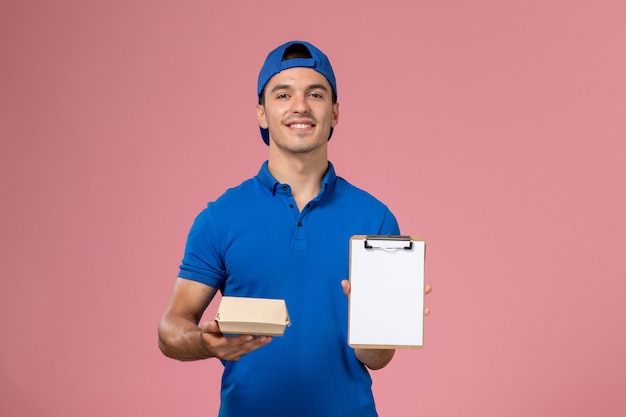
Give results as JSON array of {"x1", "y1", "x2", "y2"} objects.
[
  {"x1": 201, "y1": 320, "x2": 221, "y2": 333},
  {"x1": 341, "y1": 279, "x2": 350, "y2": 296}
]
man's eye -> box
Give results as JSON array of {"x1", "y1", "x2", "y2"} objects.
[
  {"x1": 276, "y1": 93, "x2": 289, "y2": 99},
  {"x1": 310, "y1": 93, "x2": 323, "y2": 98}
]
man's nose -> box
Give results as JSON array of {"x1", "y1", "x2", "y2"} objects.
[{"x1": 291, "y1": 93, "x2": 310, "y2": 113}]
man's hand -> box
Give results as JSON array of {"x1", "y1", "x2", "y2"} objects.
[
  {"x1": 158, "y1": 279, "x2": 272, "y2": 362},
  {"x1": 199, "y1": 320, "x2": 272, "y2": 361}
]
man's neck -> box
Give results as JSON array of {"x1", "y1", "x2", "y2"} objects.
[{"x1": 267, "y1": 150, "x2": 328, "y2": 211}]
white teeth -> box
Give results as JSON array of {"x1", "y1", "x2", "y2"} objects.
[{"x1": 290, "y1": 123, "x2": 311, "y2": 129}]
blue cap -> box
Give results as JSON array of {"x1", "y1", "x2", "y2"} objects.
[{"x1": 257, "y1": 40, "x2": 337, "y2": 145}]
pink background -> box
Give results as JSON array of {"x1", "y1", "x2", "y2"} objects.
[{"x1": 2, "y1": 1, "x2": 625, "y2": 416}]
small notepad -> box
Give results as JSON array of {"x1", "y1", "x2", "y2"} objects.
[{"x1": 348, "y1": 235, "x2": 426, "y2": 349}]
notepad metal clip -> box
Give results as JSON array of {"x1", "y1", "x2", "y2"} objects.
[{"x1": 364, "y1": 235, "x2": 413, "y2": 250}]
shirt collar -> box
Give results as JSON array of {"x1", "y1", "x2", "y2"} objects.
[{"x1": 256, "y1": 160, "x2": 337, "y2": 196}]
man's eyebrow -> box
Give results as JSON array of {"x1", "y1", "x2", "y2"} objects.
[
  {"x1": 270, "y1": 84, "x2": 293, "y2": 93},
  {"x1": 307, "y1": 84, "x2": 329, "y2": 91},
  {"x1": 269, "y1": 83, "x2": 330, "y2": 93}
]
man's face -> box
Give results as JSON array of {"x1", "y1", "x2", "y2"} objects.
[{"x1": 257, "y1": 67, "x2": 339, "y2": 154}]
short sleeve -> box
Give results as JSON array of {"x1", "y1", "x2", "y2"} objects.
[{"x1": 178, "y1": 206, "x2": 226, "y2": 289}]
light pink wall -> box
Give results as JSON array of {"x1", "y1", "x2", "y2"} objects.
[{"x1": 2, "y1": 1, "x2": 625, "y2": 416}]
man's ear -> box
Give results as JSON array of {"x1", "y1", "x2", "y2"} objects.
[
  {"x1": 331, "y1": 102, "x2": 339, "y2": 128},
  {"x1": 257, "y1": 103, "x2": 268, "y2": 128}
]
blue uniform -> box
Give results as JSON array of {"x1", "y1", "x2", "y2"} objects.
[{"x1": 179, "y1": 161, "x2": 399, "y2": 417}]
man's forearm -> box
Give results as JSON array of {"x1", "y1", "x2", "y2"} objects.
[{"x1": 158, "y1": 316, "x2": 212, "y2": 361}]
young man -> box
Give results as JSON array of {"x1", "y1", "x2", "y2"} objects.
[{"x1": 158, "y1": 40, "x2": 429, "y2": 417}]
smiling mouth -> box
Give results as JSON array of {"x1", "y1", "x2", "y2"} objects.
[{"x1": 288, "y1": 123, "x2": 314, "y2": 129}]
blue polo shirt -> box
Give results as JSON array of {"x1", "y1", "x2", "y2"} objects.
[{"x1": 179, "y1": 161, "x2": 399, "y2": 417}]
